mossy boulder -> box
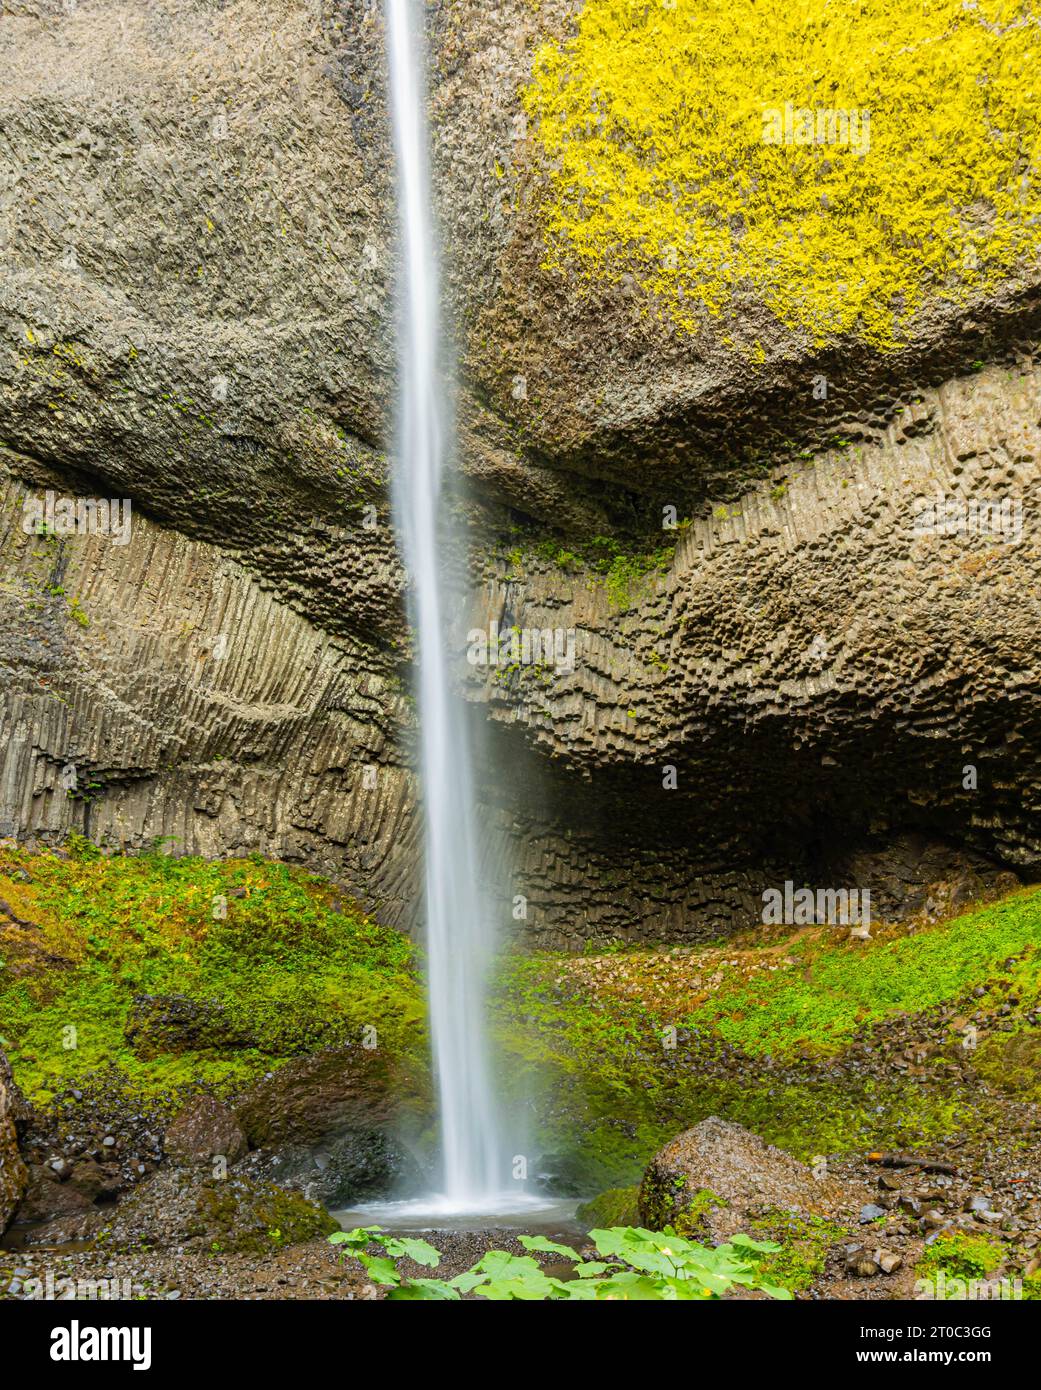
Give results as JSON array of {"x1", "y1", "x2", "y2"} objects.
[
  {"x1": 234, "y1": 1047, "x2": 407, "y2": 1149},
  {"x1": 639, "y1": 1117, "x2": 858, "y2": 1240},
  {"x1": 973, "y1": 1029, "x2": 1041, "y2": 1101},
  {"x1": 188, "y1": 1176, "x2": 338, "y2": 1254},
  {"x1": 125, "y1": 994, "x2": 257, "y2": 1060},
  {"x1": 100, "y1": 1167, "x2": 337, "y2": 1255}
]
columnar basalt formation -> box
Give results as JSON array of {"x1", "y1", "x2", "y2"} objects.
[{"x1": 0, "y1": 0, "x2": 1038, "y2": 947}]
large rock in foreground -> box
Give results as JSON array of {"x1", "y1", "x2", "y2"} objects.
[
  {"x1": 0, "y1": 1047, "x2": 29, "y2": 1234},
  {"x1": 240, "y1": 1131, "x2": 421, "y2": 1210},
  {"x1": 639, "y1": 1117, "x2": 860, "y2": 1241}
]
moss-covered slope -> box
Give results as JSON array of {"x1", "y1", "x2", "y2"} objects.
[
  {"x1": 0, "y1": 839, "x2": 425, "y2": 1105},
  {"x1": 494, "y1": 887, "x2": 1041, "y2": 1189}
]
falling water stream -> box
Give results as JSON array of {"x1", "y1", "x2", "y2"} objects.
[{"x1": 380, "y1": 0, "x2": 546, "y2": 1219}]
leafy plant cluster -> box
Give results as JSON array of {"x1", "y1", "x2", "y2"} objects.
[
  {"x1": 329, "y1": 1224, "x2": 793, "y2": 1301},
  {"x1": 530, "y1": 534, "x2": 675, "y2": 610}
]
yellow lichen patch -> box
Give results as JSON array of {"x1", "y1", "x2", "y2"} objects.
[{"x1": 522, "y1": 0, "x2": 1041, "y2": 350}]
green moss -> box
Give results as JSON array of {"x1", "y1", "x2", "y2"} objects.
[
  {"x1": 493, "y1": 953, "x2": 987, "y2": 1191},
  {"x1": 494, "y1": 889, "x2": 1041, "y2": 1187},
  {"x1": 746, "y1": 1209, "x2": 846, "y2": 1293},
  {"x1": 189, "y1": 1178, "x2": 338, "y2": 1254},
  {"x1": 917, "y1": 1233, "x2": 1006, "y2": 1284},
  {"x1": 973, "y1": 1026, "x2": 1041, "y2": 1101},
  {"x1": 528, "y1": 534, "x2": 675, "y2": 608},
  {"x1": 67, "y1": 596, "x2": 89, "y2": 628},
  {"x1": 692, "y1": 888, "x2": 1041, "y2": 1058},
  {"x1": 0, "y1": 842, "x2": 424, "y2": 1104},
  {"x1": 643, "y1": 1183, "x2": 729, "y2": 1239},
  {"x1": 575, "y1": 1186, "x2": 641, "y2": 1230}
]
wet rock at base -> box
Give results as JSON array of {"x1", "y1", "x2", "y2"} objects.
[
  {"x1": 239, "y1": 1129, "x2": 422, "y2": 1208},
  {"x1": 65, "y1": 1158, "x2": 122, "y2": 1203},
  {"x1": 14, "y1": 1165, "x2": 95, "y2": 1224}
]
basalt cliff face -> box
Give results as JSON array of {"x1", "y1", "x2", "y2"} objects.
[{"x1": 0, "y1": 0, "x2": 1038, "y2": 946}]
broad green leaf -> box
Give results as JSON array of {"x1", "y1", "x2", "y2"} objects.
[
  {"x1": 388, "y1": 1279, "x2": 461, "y2": 1301},
  {"x1": 357, "y1": 1254, "x2": 401, "y2": 1286},
  {"x1": 469, "y1": 1250, "x2": 543, "y2": 1278},
  {"x1": 383, "y1": 1236, "x2": 441, "y2": 1268},
  {"x1": 592, "y1": 1272, "x2": 676, "y2": 1300},
  {"x1": 518, "y1": 1235, "x2": 580, "y2": 1260},
  {"x1": 450, "y1": 1271, "x2": 486, "y2": 1293},
  {"x1": 328, "y1": 1226, "x2": 380, "y2": 1247},
  {"x1": 557, "y1": 1279, "x2": 599, "y2": 1300},
  {"x1": 730, "y1": 1234, "x2": 783, "y2": 1253},
  {"x1": 334, "y1": 1224, "x2": 800, "y2": 1302},
  {"x1": 756, "y1": 1282, "x2": 795, "y2": 1301},
  {"x1": 473, "y1": 1273, "x2": 561, "y2": 1300}
]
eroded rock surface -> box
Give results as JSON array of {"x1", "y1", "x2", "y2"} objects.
[
  {"x1": 234, "y1": 1047, "x2": 409, "y2": 1149},
  {"x1": 0, "y1": 0, "x2": 1038, "y2": 946},
  {"x1": 164, "y1": 1096, "x2": 248, "y2": 1169},
  {"x1": 0, "y1": 1049, "x2": 29, "y2": 1234}
]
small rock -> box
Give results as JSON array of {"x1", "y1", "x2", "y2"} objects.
[{"x1": 859, "y1": 1203, "x2": 886, "y2": 1223}]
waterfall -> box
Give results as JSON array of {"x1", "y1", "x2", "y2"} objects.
[{"x1": 385, "y1": 0, "x2": 506, "y2": 1208}]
